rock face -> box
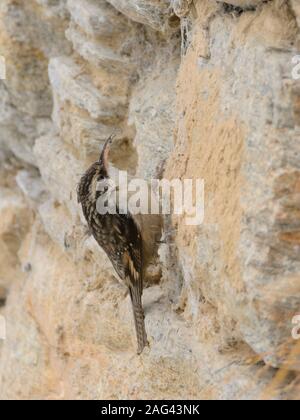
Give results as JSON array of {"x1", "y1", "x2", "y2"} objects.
[{"x1": 0, "y1": 0, "x2": 300, "y2": 400}]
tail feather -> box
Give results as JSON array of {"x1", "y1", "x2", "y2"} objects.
[{"x1": 129, "y1": 287, "x2": 149, "y2": 354}]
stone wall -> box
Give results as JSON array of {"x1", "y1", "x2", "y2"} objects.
[{"x1": 0, "y1": 0, "x2": 300, "y2": 400}]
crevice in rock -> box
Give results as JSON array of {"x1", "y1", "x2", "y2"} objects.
[
  {"x1": 0, "y1": 286, "x2": 7, "y2": 308},
  {"x1": 219, "y1": 2, "x2": 257, "y2": 16},
  {"x1": 180, "y1": 16, "x2": 193, "y2": 55}
]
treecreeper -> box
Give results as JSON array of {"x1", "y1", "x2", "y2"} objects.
[{"x1": 77, "y1": 135, "x2": 162, "y2": 354}]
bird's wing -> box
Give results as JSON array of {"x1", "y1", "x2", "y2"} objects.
[{"x1": 114, "y1": 212, "x2": 143, "y2": 296}]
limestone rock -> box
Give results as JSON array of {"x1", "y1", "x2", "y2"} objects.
[
  {"x1": 65, "y1": 23, "x2": 133, "y2": 74},
  {"x1": 67, "y1": 0, "x2": 130, "y2": 37},
  {"x1": 0, "y1": 185, "x2": 32, "y2": 293},
  {"x1": 16, "y1": 170, "x2": 48, "y2": 204},
  {"x1": 219, "y1": 0, "x2": 263, "y2": 8},
  {"x1": 49, "y1": 57, "x2": 128, "y2": 122},
  {"x1": 0, "y1": 0, "x2": 300, "y2": 400},
  {"x1": 0, "y1": 0, "x2": 71, "y2": 165},
  {"x1": 291, "y1": 0, "x2": 300, "y2": 28},
  {"x1": 172, "y1": 0, "x2": 193, "y2": 17},
  {"x1": 34, "y1": 132, "x2": 85, "y2": 218},
  {"x1": 106, "y1": 0, "x2": 175, "y2": 32},
  {"x1": 166, "y1": 0, "x2": 300, "y2": 370}
]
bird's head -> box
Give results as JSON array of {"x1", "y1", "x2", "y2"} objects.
[
  {"x1": 77, "y1": 134, "x2": 115, "y2": 204},
  {"x1": 97, "y1": 133, "x2": 115, "y2": 180}
]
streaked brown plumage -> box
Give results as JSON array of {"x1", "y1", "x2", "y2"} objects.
[{"x1": 77, "y1": 135, "x2": 149, "y2": 354}]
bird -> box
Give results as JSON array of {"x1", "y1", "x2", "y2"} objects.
[{"x1": 77, "y1": 135, "x2": 150, "y2": 354}]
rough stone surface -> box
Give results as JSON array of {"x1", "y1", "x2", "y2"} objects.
[
  {"x1": 219, "y1": 0, "x2": 263, "y2": 8},
  {"x1": 167, "y1": 0, "x2": 300, "y2": 370},
  {"x1": 0, "y1": 0, "x2": 300, "y2": 400},
  {"x1": 106, "y1": 0, "x2": 176, "y2": 32},
  {"x1": 291, "y1": 0, "x2": 300, "y2": 27}
]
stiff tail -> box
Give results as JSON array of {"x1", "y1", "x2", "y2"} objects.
[{"x1": 129, "y1": 287, "x2": 149, "y2": 354}]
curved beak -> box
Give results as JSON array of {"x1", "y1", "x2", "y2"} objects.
[{"x1": 99, "y1": 134, "x2": 116, "y2": 170}]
